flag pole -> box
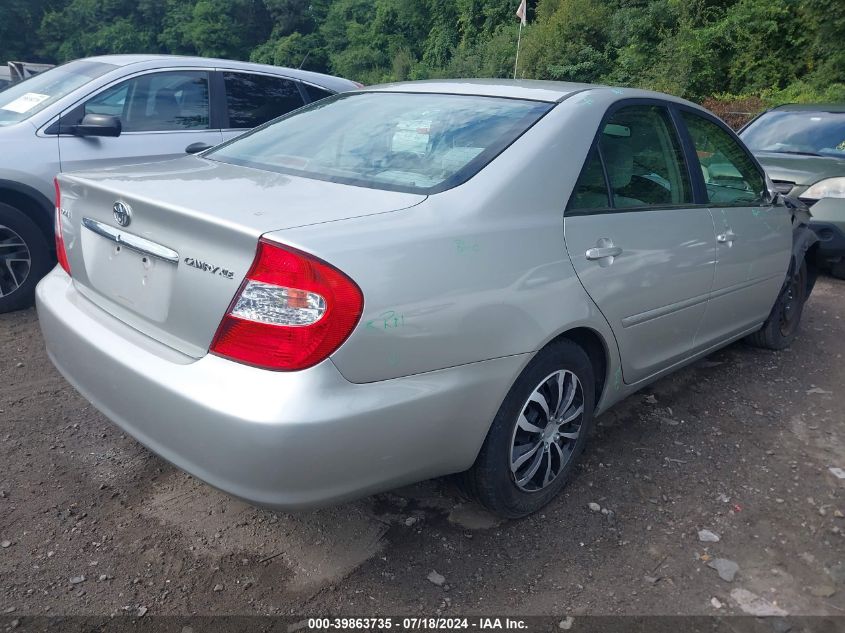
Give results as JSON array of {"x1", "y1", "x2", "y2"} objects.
[{"x1": 513, "y1": 21, "x2": 523, "y2": 80}]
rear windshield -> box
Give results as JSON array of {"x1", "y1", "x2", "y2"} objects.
[
  {"x1": 740, "y1": 109, "x2": 845, "y2": 157},
  {"x1": 0, "y1": 60, "x2": 116, "y2": 127},
  {"x1": 206, "y1": 92, "x2": 552, "y2": 194}
]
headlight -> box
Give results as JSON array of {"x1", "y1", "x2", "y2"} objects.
[{"x1": 803, "y1": 177, "x2": 845, "y2": 199}]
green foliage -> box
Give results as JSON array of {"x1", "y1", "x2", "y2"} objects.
[
  {"x1": 1, "y1": 0, "x2": 842, "y2": 104},
  {"x1": 0, "y1": 0, "x2": 54, "y2": 63},
  {"x1": 519, "y1": 0, "x2": 610, "y2": 82}
]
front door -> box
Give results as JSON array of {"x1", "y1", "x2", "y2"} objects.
[
  {"x1": 679, "y1": 110, "x2": 792, "y2": 343},
  {"x1": 57, "y1": 70, "x2": 223, "y2": 173},
  {"x1": 564, "y1": 103, "x2": 716, "y2": 384}
]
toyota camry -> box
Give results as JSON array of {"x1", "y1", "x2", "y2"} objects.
[{"x1": 37, "y1": 80, "x2": 816, "y2": 517}]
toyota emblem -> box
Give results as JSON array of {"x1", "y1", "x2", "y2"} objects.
[{"x1": 113, "y1": 201, "x2": 132, "y2": 227}]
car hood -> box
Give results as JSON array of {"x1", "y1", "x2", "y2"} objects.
[
  {"x1": 63, "y1": 154, "x2": 427, "y2": 233},
  {"x1": 753, "y1": 150, "x2": 845, "y2": 186}
]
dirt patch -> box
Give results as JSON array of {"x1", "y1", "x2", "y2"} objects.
[{"x1": 0, "y1": 278, "x2": 843, "y2": 617}]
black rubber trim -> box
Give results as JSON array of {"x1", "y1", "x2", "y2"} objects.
[{"x1": 209, "y1": 70, "x2": 228, "y2": 130}]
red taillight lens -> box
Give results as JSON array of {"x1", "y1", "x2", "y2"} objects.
[
  {"x1": 210, "y1": 238, "x2": 364, "y2": 371},
  {"x1": 54, "y1": 177, "x2": 71, "y2": 275}
]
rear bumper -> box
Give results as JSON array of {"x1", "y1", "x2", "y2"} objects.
[{"x1": 36, "y1": 267, "x2": 525, "y2": 509}]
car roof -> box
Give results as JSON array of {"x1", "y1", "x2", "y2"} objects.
[
  {"x1": 770, "y1": 103, "x2": 845, "y2": 113},
  {"x1": 364, "y1": 79, "x2": 594, "y2": 102},
  {"x1": 79, "y1": 54, "x2": 358, "y2": 92},
  {"x1": 362, "y1": 79, "x2": 702, "y2": 107}
]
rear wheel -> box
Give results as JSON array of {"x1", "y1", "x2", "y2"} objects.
[
  {"x1": 830, "y1": 259, "x2": 845, "y2": 280},
  {"x1": 465, "y1": 340, "x2": 595, "y2": 518},
  {"x1": 746, "y1": 259, "x2": 808, "y2": 350},
  {"x1": 0, "y1": 202, "x2": 51, "y2": 313}
]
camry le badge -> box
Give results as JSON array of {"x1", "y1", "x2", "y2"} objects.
[{"x1": 113, "y1": 201, "x2": 132, "y2": 227}]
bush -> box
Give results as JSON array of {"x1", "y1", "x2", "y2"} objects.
[
  {"x1": 701, "y1": 96, "x2": 767, "y2": 130},
  {"x1": 704, "y1": 81, "x2": 845, "y2": 130}
]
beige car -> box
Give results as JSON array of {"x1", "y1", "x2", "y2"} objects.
[{"x1": 38, "y1": 80, "x2": 817, "y2": 518}]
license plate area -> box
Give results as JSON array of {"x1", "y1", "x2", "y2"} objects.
[{"x1": 80, "y1": 221, "x2": 177, "y2": 322}]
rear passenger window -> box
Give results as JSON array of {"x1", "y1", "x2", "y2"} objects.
[
  {"x1": 223, "y1": 72, "x2": 305, "y2": 128},
  {"x1": 681, "y1": 111, "x2": 765, "y2": 206},
  {"x1": 599, "y1": 106, "x2": 691, "y2": 208},
  {"x1": 567, "y1": 104, "x2": 692, "y2": 213},
  {"x1": 569, "y1": 146, "x2": 610, "y2": 210}
]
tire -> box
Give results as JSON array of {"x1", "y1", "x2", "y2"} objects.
[
  {"x1": 831, "y1": 259, "x2": 845, "y2": 280},
  {"x1": 0, "y1": 202, "x2": 52, "y2": 313},
  {"x1": 746, "y1": 259, "x2": 808, "y2": 350},
  {"x1": 465, "y1": 340, "x2": 595, "y2": 518}
]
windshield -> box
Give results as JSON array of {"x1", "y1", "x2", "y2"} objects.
[
  {"x1": 740, "y1": 109, "x2": 845, "y2": 157},
  {"x1": 206, "y1": 92, "x2": 552, "y2": 194},
  {"x1": 0, "y1": 60, "x2": 116, "y2": 127}
]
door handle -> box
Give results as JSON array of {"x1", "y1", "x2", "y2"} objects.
[
  {"x1": 586, "y1": 246, "x2": 623, "y2": 260},
  {"x1": 716, "y1": 229, "x2": 736, "y2": 244},
  {"x1": 585, "y1": 238, "x2": 622, "y2": 267}
]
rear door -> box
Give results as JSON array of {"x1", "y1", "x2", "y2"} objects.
[
  {"x1": 564, "y1": 102, "x2": 717, "y2": 384},
  {"x1": 678, "y1": 109, "x2": 791, "y2": 342},
  {"x1": 57, "y1": 69, "x2": 223, "y2": 172},
  {"x1": 218, "y1": 71, "x2": 307, "y2": 142}
]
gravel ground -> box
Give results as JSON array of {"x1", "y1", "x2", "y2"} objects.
[{"x1": 0, "y1": 277, "x2": 843, "y2": 619}]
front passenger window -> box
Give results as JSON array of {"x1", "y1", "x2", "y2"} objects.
[
  {"x1": 681, "y1": 111, "x2": 765, "y2": 206},
  {"x1": 84, "y1": 83, "x2": 129, "y2": 118},
  {"x1": 78, "y1": 71, "x2": 210, "y2": 132}
]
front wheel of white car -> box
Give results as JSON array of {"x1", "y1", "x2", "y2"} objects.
[
  {"x1": 0, "y1": 202, "x2": 51, "y2": 314},
  {"x1": 466, "y1": 340, "x2": 595, "y2": 518}
]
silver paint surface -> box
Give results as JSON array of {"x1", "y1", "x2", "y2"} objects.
[{"x1": 37, "y1": 82, "x2": 793, "y2": 508}]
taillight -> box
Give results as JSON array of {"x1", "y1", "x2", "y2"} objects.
[
  {"x1": 54, "y1": 177, "x2": 71, "y2": 275},
  {"x1": 210, "y1": 238, "x2": 364, "y2": 371}
]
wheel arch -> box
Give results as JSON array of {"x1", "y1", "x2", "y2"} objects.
[
  {"x1": 792, "y1": 223, "x2": 818, "y2": 298},
  {"x1": 0, "y1": 180, "x2": 54, "y2": 245},
  {"x1": 544, "y1": 326, "x2": 609, "y2": 409},
  {"x1": 803, "y1": 239, "x2": 820, "y2": 297}
]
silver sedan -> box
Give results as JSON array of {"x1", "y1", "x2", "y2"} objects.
[{"x1": 36, "y1": 80, "x2": 816, "y2": 517}]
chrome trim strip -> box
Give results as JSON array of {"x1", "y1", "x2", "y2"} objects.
[
  {"x1": 621, "y1": 271, "x2": 783, "y2": 329},
  {"x1": 82, "y1": 217, "x2": 179, "y2": 264},
  {"x1": 621, "y1": 292, "x2": 709, "y2": 328},
  {"x1": 708, "y1": 273, "x2": 782, "y2": 300}
]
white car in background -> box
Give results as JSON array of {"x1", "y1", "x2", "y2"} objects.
[{"x1": 0, "y1": 54, "x2": 358, "y2": 312}]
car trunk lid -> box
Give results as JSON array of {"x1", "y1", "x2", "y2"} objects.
[{"x1": 57, "y1": 156, "x2": 425, "y2": 358}]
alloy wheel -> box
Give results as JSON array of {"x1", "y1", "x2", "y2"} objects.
[
  {"x1": 510, "y1": 369, "x2": 585, "y2": 492},
  {"x1": 0, "y1": 224, "x2": 31, "y2": 299}
]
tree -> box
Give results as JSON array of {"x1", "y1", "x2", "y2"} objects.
[
  {"x1": 519, "y1": 0, "x2": 611, "y2": 82},
  {"x1": 13, "y1": 0, "x2": 845, "y2": 105},
  {"x1": 0, "y1": 0, "x2": 53, "y2": 62}
]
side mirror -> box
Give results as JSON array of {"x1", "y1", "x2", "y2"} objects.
[
  {"x1": 74, "y1": 113, "x2": 121, "y2": 138},
  {"x1": 762, "y1": 175, "x2": 779, "y2": 205},
  {"x1": 763, "y1": 187, "x2": 779, "y2": 205},
  {"x1": 185, "y1": 142, "x2": 213, "y2": 155}
]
